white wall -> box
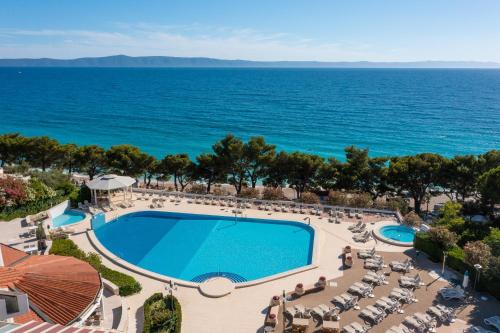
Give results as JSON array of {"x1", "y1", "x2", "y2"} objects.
[{"x1": 48, "y1": 200, "x2": 70, "y2": 218}]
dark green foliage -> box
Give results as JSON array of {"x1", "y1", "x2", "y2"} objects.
[
  {"x1": 143, "y1": 293, "x2": 182, "y2": 333},
  {"x1": 49, "y1": 239, "x2": 141, "y2": 296},
  {"x1": 69, "y1": 185, "x2": 91, "y2": 207},
  {"x1": 0, "y1": 194, "x2": 67, "y2": 221}
]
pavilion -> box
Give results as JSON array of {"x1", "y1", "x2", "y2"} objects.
[{"x1": 87, "y1": 174, "x2": 136, "y2": 206}]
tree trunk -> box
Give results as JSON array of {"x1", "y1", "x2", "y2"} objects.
[
  {"x1": 174, "y1": 173, "x2": 178, "y2": 191},
  {"x1": 413, "y1": 196, "x2": 422, "y2": 214},
  {"x1": 207, "y1": 180, "x2": 212, "y2": 194}
]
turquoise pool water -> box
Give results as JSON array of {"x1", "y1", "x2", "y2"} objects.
[
  {"x1": 94, "y1": 211, "x2": 314, "y2": 282},
  {"x1": 380, "y1": 225, "x2": 416, "y2": 243},
  {"x1": 52, "y1": 210, "x2": 86, "y2": 228}
]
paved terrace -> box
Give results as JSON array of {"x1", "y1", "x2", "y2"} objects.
[{"x1": 2, "y1": 195, "x2": 498, "y2": 332}]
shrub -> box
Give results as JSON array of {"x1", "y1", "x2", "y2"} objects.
[
  {"x1": 348, "y1": 193, "x2": 373, "y2": 208},
  {"x1": 212, "y1": 187, "x2": 227, "y2": 196},
  {"x1": 143, "y1": 292, "x2": 182, "y2": 333},
  {"x1": 299, "y1": 192, "x2": 320, "y2": 204},
  {"x1": 484, "y1": 228, "x2": 500, "y2": 256},
  {"x1": 384, "y1": 197, "x2": 410, "y2": 214},
  {"x1": 446, "y1": 246, "x2": 468, "y2": 273},
  {"x1": 69, "y1": 185, "x2": 91, "y2": 207},
  {"x1": 237, "y1": 187, "x2": 260, "y2": 199},
  {"x1": 262, "y1": 187, "x2": 286, "y2": 201},
  {"x1": 186, "y1": 184, "x2": 207, "y2": 194},
  {"x1": 414, "y1": 232, "x2": 443, "y2": 262},
  {"x1": 428, "y1": 227, "x2": 457, "y2": 250},
  {"x1": 49, "y1": 239, "x2": 141, "y2": 296},
  {"x1": 326, "y1": 191, "x2": 349, "y2": 206},
  {"x1": 403, "y1": 211, "x2": 423, "y2": 227},
  {"x1": 464, "y1": 241, "x2": 492, "y2": 268}
]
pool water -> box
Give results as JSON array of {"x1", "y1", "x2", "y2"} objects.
[
  {"x1": 52, "y1": 210, "x2": 86, "y2": 228},
  {"x1": 95, "y1": 211, "x2": 314, "y2": 282},
  {"x1": 380, "y1": 225, "x2": 416, "y2": 243}
]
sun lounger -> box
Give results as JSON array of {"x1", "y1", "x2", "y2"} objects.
[
  {"x1": 484, "y1": 316, "x2": 500, "y2": 333},
  {"x1": 333, "y1": 293, "x2": 358, "y2": 310},
  {"x1": 399, "y1": 273, "x2": 423, "y2": 288},
  {"x1": 294, "y1": 304, "x2": 311, "y2": 318},
  {"x1": 403, "y1": 315, "x2": 425, "y2": 333},
  {"x1": 363, "y1": 272, "x2": 386, "y2": 285},
  {"x1": 351, "y1": 223, "x2": 367, "y2": 233},
  {"x1": 386, "y1": 325, "x2": 412, "y2": 333},
  {"x1": 342, "y1": 325, "x2": 357, "y2": 333},
  {"x1": 357, "y1": 247, "x2": 376, "y2": 259},
  {"x1": 414, "y1": 312, "x2": 436, "y2": 330},
  {"x1": 390, "y1": 258, "x2": 413, "y2": 273},
  {"x1": 348, "y1": 283, "x2": 374, "y2": 298},
  {"x1": 389, "y1": 288, "x2": 414, "y2": 303},
  {"x1": 353, "y1": 230, "x2": 372, "y2": 243},
  {"x1": 286, "y1": 306, "x2": 300, "y2": 318},
  {"x1": 366, "y1": 305, "x2": 385, "y2": 318},
  {"x1": 375, "y1": 298, "x2": 399, "y2": 314},
  {"x1": 364, "y1": 258, "x2": 383, "y2": 270},
  {"x1": 360, "y1": 308, "x2": 384, "y2": 324},
  {"x1": 438, "y1": 286, "x2": 465, "y2": 300}
]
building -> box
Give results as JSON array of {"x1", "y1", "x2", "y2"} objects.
[{"x1": 0, "y1": 244, "x2": 108, "y2": 331}]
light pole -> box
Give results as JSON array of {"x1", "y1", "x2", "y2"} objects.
[
  {"x1": 441, "y1": 251, "x2": 448, "y2": 276},
  {"x1": 473, "y1": 264, "x2": 482, "y2": 291}
]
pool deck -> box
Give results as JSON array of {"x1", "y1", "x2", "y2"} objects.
[
  {"x1": 67, "y1": 198, "x2": 404, "y2": 333},
  {"x1": 3, "y1": 197, "x2": 497, "y2": 332}
]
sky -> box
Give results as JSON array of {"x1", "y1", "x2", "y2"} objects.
[{"x1": 1, "y1": 0, "x2": 500, "y2": 62}]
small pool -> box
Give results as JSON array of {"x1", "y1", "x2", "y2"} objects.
[
  {"x1": 377, "y1": 225, "x2": 415, "y2": 245},
  {"x1": 52, "y1": 210, "x2": 86, "y2": 228},
  {"x1": 94, "y1": 211, "x2": 315, "y2": 283}
]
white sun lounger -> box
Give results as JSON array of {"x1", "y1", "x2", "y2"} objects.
[
  {"x1": 403, "y1": 315, "x2": 425, "y2": 332},
  {"x1": 353, "y1": 230, "x2": 372, "y2": 243},
  {"x1": 357, "y1": 247, "x2": 376, "y2": 259},
  {"x1": 351, "y1": 223, "x2": 367, "y2": 233},
  {"x1": 386, "y1": 325, "x2": 412, "y2": 333},
  {"x1": 333, "y1": 293, "x2": 358, "y2": 310},
  {"x1": 438, "y1": 286, "x2": 465, "y2": 300},
  {"x1": 360, "y1": 308, "x2": 384, "y2": 324},
  {"x1": 390, "y1": 258, "x2": 413, "y2": 273},
  {"x1": 363, "y1": 272, "x2": 386, "y2": 285},
  {"x1": 399, "y1": 273, "x2": 423, "y2": 288},
  {"x1": 348, "y1": 283, "x2": 374, "y2": 298},
  {"x1": 484, "y1": 316, "x2": 500, "y2": 333},
  {"x1": 364, "y1": 258, "x2": 383, "y2": 270}
]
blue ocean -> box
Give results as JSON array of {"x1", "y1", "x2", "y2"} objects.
[{"x1": 0, "y1": 67, "x2": 499, "y2": 160}]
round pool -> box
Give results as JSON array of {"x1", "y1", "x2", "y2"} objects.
[
  {"x1": 375, "y1": 225, "x2": 416, "y2": 246},
  {"x1": 94, "y1": 211, "x2": 315, "y2": 283},
  {"x1": 52, "y1": 210, "x2": 86, "y2": 228}
]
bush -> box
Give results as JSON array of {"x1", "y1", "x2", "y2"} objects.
[
  {"x1": 349, "y1": 193, "x2": 373, "y2": 208},
  {"x1": 186, "y1": 184, "x2": 207, "y2": 194},
  {"x1": 299, "y1": 192, "x2": 320, "y2": 204},
  {"x1": 49, "y1": 239, "x2": 141, "y2": 296},
  {"x1": 428, "y1": 227, "x2": 457, "y2": 250},
  {"x1": 326, "y1": 191, "x2": 349, "y2": 206},
  {"x1": 237, "y1": 187, "x2": 260, "y2": 199},
  {"x1": 464, "y1": 241, "x2": 492, "y2": 268},
  {"x1": 262, "y1": 187, "x2": 286, "y2": 201},
  {"x1": 403, "y1": 211, "x2": 423, "y2": 227},
  {"x1": 69, "y1": 185, "x2": 91, "y2": 207},
  {"x1": 414, "y1": 232, "x2": 443, "y2": 262},
  {"x1": 0, "y1": 194, "x2": 67, "y2": 221},
  {"x1": 143, "y1": 292, "x2": 182, "y2": 333}
]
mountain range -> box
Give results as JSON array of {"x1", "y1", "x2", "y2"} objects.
[{"x1": 1, "y1": 55, "x2": 499, "y2": 68}]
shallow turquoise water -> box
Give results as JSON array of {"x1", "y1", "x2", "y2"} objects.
[
  {"x1": 52, "y1": 210, "x2": 86, "y2": 228},
  {"x1": 380, "y1": 225, "x2": 416, "y2": 243},
  {"x1": 94, "y1": 211, "x2": 314, "y2": 282},
  {"x1": 0, "y1": 68, "x2": 499, "y2": 160}
]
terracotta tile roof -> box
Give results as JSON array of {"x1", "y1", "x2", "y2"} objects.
[
  {"x1": 0, "y1": 244, "x2": 29, "y2": 266},
  {"x1": 0, "y1": 321, "x2": 117, "y2": 333},
  {"x1": 12, "y1": 308, "x2": 44, "y2": 324},
  {"x1": 0, "y1": 254, "x2": 101, "y2": 326}
]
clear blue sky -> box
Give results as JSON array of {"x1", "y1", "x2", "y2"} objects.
[{"x1": 1, "y1": 0, "x2": 499, "y2": 61}]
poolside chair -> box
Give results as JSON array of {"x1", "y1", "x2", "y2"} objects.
[
  {"x1": 311, "y1": 304, "x2": 337, "y2": 320},
  {"x1": 403, "y1": 315, "x2": 426, "y2": 333},
  {"x1": 375, "y1": 298, "x2": 399, "y2": 314},
  {"x1": 348, "y1": 282, "x2": 374, "y2": 298},
  {"x1": 399, "y1": 273, "x2": 423, "y2": 289},
  {"x1": 366, "y1": 305, "x2": 386, "y2": 318},
  {"x1": 362, "y1": 271, "x2": 387, "y2": 285},
  {"x1": 333, "y1": 293, "x2": 358, "y2": 311},
  {"x1": 353, "y1": 231, "x2": 372, "y2": 243},
  {"x1": 484, "y1": 316, "x2": 500, "y2": 333},
  {"x1": 364, "y1": 258, "x2": 383, "y2": 271},
  {"x1": 351, "y1": 223, "x2": 367, "y2": 233},
  {"x1": 342, "y1": 325, "x2": 357, "y2": 333},
  {"x1": 414, "y1": 312, "x2": 436, "y2": 331},
  {"x1": 285, "y1": 306, "x2": 300, "y2": 318},
  {"x1": 390, "y1": 258, "x2": 413, "y2": 273},
  {"x1": 386, "y1": 325, "x2": 412, "y2": 333},
  {"x1": 293, "y1": 304, "x2": 312, "y2": 319},
  {"x1": 360, "y1": 308, "x2": 384, "y2": 324},
  {"x1": 389, "y1": 288, "x2": 414, "y2": 304},
  {"x1": 342, "y1": 322, "x2": 369, "y2": 333},
  {"x1": 438, "y1": 286, "x2": 465, "y2": 300},
  {"x1": 357, "y1": 247, "x2": 376, "y2": 259}
]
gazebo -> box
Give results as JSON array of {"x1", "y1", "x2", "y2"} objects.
[{"x1": 87, "y1": 174, "x2": 136, "y2": 206}]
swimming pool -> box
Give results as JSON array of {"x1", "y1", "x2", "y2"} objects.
[
  {"x1": 94, "y1": 211, "x2": 314, "y2": 283},
  {"x1": 377, "y1": 225, "x2": 416, "y2": 245},
  {"x1": 52, "y1": 210, "x2": 86, "y2": 228}
]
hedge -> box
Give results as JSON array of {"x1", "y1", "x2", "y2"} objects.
[
  {"x1": 143, "y1": 292, "x2": 182, "y2": 333},
  {"x1": 0, "y1": 195, "x2": 67, "y2": 221},
  {"x1": 49, "y1": 239, "x2": 142, "y2": 296},
  {"x1": 414, "y1": 232, "x2": 500, "y2": 299}
]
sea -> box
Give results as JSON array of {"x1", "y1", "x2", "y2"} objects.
[{"x1": 0, "y1": 67, "x2": 499, "y2": 160}]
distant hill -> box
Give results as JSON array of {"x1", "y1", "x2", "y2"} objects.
[{"x1": 1, "y1": 55, "x2": 499, "y2": 68}]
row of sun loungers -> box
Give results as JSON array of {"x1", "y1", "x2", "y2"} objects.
[
  {"x1": 390, "y1": 258, "x2": 414, "y2": 273},
  {"x1": 403, "y1": 312, "x2": 436, "y2": 332},
  {"x1": 362, "y1": 271, "x2": 388, "y2": 286},
  {"x1": 342, "y1": 321, "x2": 370, "y2": 333},
  {"x1": 399, "y1": 273, "x2": 424, "y2": 289},
  {"x1": 333, "y1": 293, "x2": 359, "y2": 311},
  {"x1": 364, "y1": 256, "x2": 385, "y2": 271}
]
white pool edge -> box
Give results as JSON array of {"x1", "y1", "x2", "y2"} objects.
[
  {"x1": 372, "y1": 225, "x2": 414, "y2": 247},
  {"x1": 86, "y1": 211, "x2": 319, "y2": 288}
]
